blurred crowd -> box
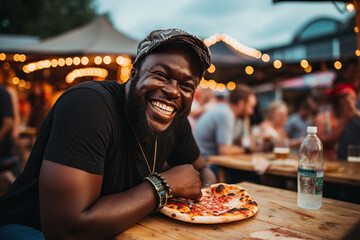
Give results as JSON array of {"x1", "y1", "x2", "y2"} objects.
[{"x1": 190, "y1": 57, "x2": 360, "y2": 168}]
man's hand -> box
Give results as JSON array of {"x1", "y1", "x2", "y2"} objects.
[{"x1": 161, "y1": 164, "x2": 202, "y2": 200}]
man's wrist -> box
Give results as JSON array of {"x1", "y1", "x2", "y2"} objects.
[{"x1": 144, "y1": 172, "x2": 173, "y2": 210}]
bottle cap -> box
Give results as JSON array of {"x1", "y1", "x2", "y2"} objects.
[{"x1": 307, "y1": 126, "x2": 317, "y2": 134}]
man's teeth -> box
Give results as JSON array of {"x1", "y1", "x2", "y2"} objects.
[{"x1": 151, "y1": 101, "x2": 174, "y2": 115}]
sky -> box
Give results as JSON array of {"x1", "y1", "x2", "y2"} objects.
[{"x1": 96, "y1": 0, "x2": 354, "y2": 50}]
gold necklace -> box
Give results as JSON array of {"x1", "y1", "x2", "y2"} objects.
[{"x1": 124, "y1": 105, "x2": 157, "y2": 174}]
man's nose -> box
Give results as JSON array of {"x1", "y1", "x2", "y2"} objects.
[{"x1": 162, "y1": 80, "x2": 181, "y2": 99}]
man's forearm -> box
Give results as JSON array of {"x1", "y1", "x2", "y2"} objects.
[{"x1": 41, "y1": 181, "x2": 158, "y2": 240}]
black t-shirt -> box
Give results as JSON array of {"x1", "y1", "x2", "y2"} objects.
[
  {"x1": 0, "y1": 85, "x2": 14, "y2": 158},
  {"x1": 0, "y1": 81, "x2": 200, "y2": 230}
]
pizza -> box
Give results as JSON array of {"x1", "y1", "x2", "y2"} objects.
[{"x1": 159, "y1": 183, "x2": 259, "y2": 224}]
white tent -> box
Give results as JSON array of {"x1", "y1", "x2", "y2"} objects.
[{"x1": 9, "y1": 16, "x2": 139, "y2": 56}]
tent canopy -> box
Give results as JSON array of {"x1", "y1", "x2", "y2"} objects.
[
  {"x1": 8, "y1": 16, "x2": 139, "y2": 56},
  {"x1": 209, "y1": 40, "x2": 265, "y2": 66}
]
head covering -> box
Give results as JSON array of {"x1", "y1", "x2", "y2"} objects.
[
  {"x1": 327, "y1": 83, "x2": 356, "y2": 100},
  {"x1": 133, "y1": 29, "x2": 211, "y2": 74}
]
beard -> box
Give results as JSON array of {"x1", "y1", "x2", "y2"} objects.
[{"x1": 126, "y1": 74, "x2": 191, "y2": 143}]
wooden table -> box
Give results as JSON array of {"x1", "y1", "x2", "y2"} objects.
[
  {"x1": 206, "y1": 153, "x2": 360, "y2": 186},
  {"x1": 115, "y1": 182, "x2": 360, "y2": 240}
]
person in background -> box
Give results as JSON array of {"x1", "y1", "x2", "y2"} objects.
[
  {"x1": 333, "y1": 57, "x2": 360, "y2": 108},
  {"x1": 27, "y1": 82, "x2": 51, "y2": 130},
  {"x1": 285, "y1": 98, "x2": 315, "y2": 148},
  {"x1": 314, "y1": 83, "x2": 359, "y2": 160},
  {"x1": 188, "y1": 87, "x2": 216, "y2": 130},
  {"x1": 0, "y1": 29, "x2": 216, "y2": 239},
  {"x1": 0, "y1": 77, "x2": 15, "y2": 193},
  {"x1": 0, "y1": 69, "x2": 28, "y2": 173},
  {"x1": 258, "y1": 101, "x2": 290, "y2": 151},
  {"x1": 193, "y1": 84, "x2": 257, "y2": 178}
]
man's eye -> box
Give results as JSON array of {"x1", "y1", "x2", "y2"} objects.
[
  {"x1": 181, "y1": 83, "x2": 195, "y2": 92},
  {"x1": 153, "y1": 71, "x2": 167, "y2": 79}
]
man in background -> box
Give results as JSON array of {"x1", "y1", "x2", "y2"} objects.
[
  {"x1": 193, "y1": 84, "x2": 257, "y2": 180},
  {"x1": 285, "y1": 99, "x2": 315, "y2": 148}
]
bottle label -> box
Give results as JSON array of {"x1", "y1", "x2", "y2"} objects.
[{"x1": 298, "y1": 168, "x2": 323, "y2": 194}]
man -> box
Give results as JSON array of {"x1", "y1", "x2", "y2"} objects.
[
  {"x1": 285, "y1": 99, "x2": 314, "y2": 146},
  {"x1": 0, "y1": 29, "x2": 216, "y2": 239},
  {"x1": 194, "y1": 84, "x2": 257, "y2": 159}
]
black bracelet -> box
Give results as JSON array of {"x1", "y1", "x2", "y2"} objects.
[
  {"x1": 144, "y1": 175, "x2": 167, "y2": 210},
  {"x1": 153, "y1": 172, "x2": 173, "y2": 198}
]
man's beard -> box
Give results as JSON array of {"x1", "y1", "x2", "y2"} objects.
[{"x1": 126, "y1": 74, "x2": 191, "y2": 142}]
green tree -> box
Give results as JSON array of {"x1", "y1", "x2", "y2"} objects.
[{"x1": 0, "y1": 0, "x2": 99, "y2": 39}]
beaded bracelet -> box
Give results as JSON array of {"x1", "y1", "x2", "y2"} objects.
[
  {"x1": 153, "y1": 172, "x2": 173, "y2": 198},
  {"x1": 144, "y1": 175, "x2": 167, "y2": 209}
]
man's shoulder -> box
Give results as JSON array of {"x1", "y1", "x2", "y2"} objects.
[{"x1": 63, "y1": 81, "x2": 124, "y2": 102}]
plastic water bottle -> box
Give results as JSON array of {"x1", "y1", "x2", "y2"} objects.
[{"x1": 297, "y1": 126, "x2": 324, "y2": 209}]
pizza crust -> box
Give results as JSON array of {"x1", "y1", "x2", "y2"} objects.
[{"x1": 159, "y1": 183, "x2": 259, "y2": 224}]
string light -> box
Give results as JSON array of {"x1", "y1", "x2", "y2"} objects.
[
  {"x1": 227, "y1": 81, "x2": 236, "y2": 90},
  {"x1": 73, "y1": 57, "x2": 81, "y2": 66},
  {"x1": 58, "y1": 58, "x2": 65, "y2": 67},
  {"x1": 103, "y1": 56, "x2": 112, "y2": 65},
  {"x1": 12, "y1": 77, "x2": 19, "y2": 84},
  {"x1": 204, "y1": 33, "x2": 261, "y2": 59},
  {"x1": 208, "y1": 79, "x2": 217, "y2": 89},
  {"x1": 19, "y1": 54, "x2": 26, "y2": 62},
  {"x1": 81, "y1": 56, "x2": 89, "y2": 65},
  {"x1": 261, "y1": 54, "x2": 270, "y2": 62},
  {"x1": 245, "y1": 66, "x2": 254, "y2": 75},
  {"x1": 94, "y1": 56, "x2": 102, "y2": 65},
  {"x1": 273, "y1": 60, "x2": 282, "y2": 69},
  {"x1": 346, "y1": 2, "x2": 355, "y2": 12},
  {"x1": 200, "y1": 78, "x2": 209, "y2": 89},
  {"x1": 65, "y1": 57, "x2": 73, "y2": 66},
  {"x1": 207, "y1": 64, "x2": 216, "y2": 73},
  {"x1": 216, "y1": 83, "x2": 226, "y2": 92},
  {"x1": 300, "y1": 60, "x2": 309, "y2": 68},
  {"x1": 334, "y1": 61, "x2": 342, "y2": 70},
  {"x1": 13, "y1": 54, "x2": 20, "y2": 61},
  {"x1": 304, "y1": 65, "x2": 312, "y2": 73},
  {"x1": 0, "y1": 53, "x2": 6, "y2": 61},
  {"x1": 66, "y1": 67, "x2": 108, "y2": 83}
]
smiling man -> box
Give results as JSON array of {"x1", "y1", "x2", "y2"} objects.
[{"x1": 0, "y1": 29, "x2": 216, "y2": 239}]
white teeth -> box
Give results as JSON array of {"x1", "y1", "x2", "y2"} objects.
[{"x1": 151, "y1": 101, "x2": 174, "y2": 115}]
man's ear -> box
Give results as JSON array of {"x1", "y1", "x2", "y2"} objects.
[{"x1": 129, "y1": 68, "x2": 137, "y2": 80}]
